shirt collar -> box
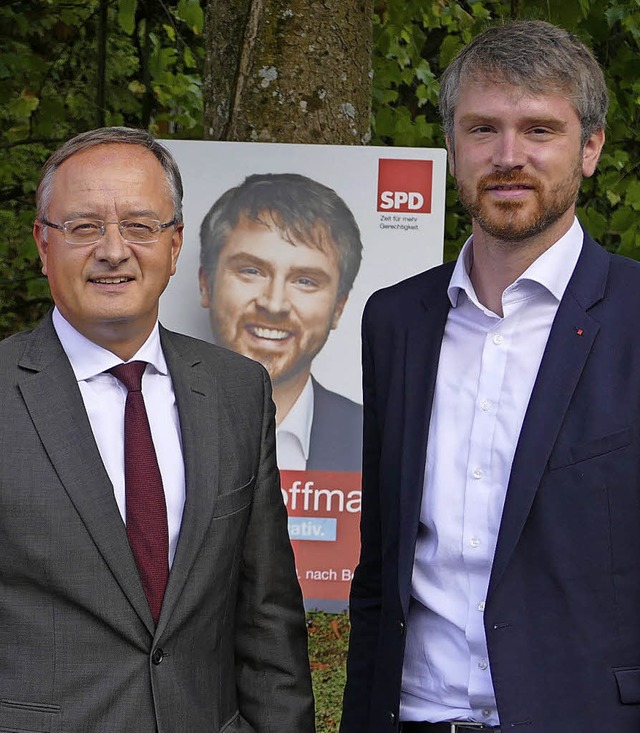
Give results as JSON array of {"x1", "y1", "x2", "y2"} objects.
[
  {"x1": 447, "y1": 217, "x2": 584, "y2": 308},
  {"x1": 276, "y1": 377, "x2": 315, "y2": 461},
  {"x1": 52, "y1": 307, "x2": 168, "y2": 381}
]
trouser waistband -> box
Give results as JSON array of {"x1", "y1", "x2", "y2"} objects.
[{"x1": 401, "y1": 722, "x2": 500, "y2": 733}]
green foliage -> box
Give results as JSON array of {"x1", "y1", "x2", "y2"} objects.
[
  {"x1": 307, "y1": 611, "x2": 350, "y2": 733},
  {"x1": 372, "y1": 0, "x2": 640, "y2": 262},
  {"x1": 2, "y1": 0, "x2": 640, "y2": 332},
  {"x1": 0, "y1": 0, "x2": 204, "y2": 337}
]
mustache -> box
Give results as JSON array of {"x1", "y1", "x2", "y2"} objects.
[
  {"x1": 478, "y1": 171, "x2": 539, "y2": 190},
  {"x1": 240, "y1": 316, "x2": 298, "y2": 333}
]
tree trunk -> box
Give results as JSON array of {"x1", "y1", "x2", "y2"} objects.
[{"x1": 202, "y1": 0, "x2": 373, "y2": 144}]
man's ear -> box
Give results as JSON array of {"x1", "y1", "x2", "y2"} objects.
[
  {"x1": 331, "y1": 294, "x2": 348, "y2": 330},
  {"x1": 582, "y1": 128, "x2": 605, "y2": 178},
  {"x1": 198, "y1": 266, "x2": 211, "y2": 308},
  {"x1": 169, "y1": 223, "x2": 184, "y2": 276},
  {"x1": 33, "y1": 221, "x2": 49, "y2": 276}
]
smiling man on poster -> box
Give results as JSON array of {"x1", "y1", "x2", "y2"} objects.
[
  {"x1": 341, "y1": 20, "x2": 640, "y2": 733},
  {"x1": 199, "y1": 173, "x2": 363, "y2": 472}
]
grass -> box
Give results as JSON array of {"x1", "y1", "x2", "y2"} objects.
[{"x1": 307, "y1": 611, "x2": 350, "y2": 733}]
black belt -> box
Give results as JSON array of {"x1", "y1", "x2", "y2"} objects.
[{"x1": 402, "y1": 723, "x2": 500, "y2": 733}]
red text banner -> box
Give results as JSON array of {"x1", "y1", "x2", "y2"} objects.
[{"x1": 281, "y1": 469, "x2": 361, "y2": 607}]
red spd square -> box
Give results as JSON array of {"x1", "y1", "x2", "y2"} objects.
[{"x1": 377, "y1": 158, "x2": 433, "y2": 214}]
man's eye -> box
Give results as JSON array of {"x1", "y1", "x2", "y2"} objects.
[
  {"x1": 70, "y1": 221, "x2": 101, "y2": 233},
  {"x1": 238, "y1": 266, "x2": 262, "y2": 276},
  {"x1": 297, "y1": 278, "x2": 316, "y2": 287},
  {"x1": 124, "y1": 221, "x2": 154, "y2": 232}
]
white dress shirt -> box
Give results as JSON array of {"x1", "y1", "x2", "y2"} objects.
[
  {"x1": 52, "y1": 309, "x2": 186, "y2": 566},
  {"x1": 276, "y1": 377, "x2": 314, "y2": 470},
  {"x1": 400, "y1": 218, "x2": 584, "y2": 724}
]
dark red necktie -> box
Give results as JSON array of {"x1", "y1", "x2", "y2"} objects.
[{"x1": 109, "y1": 361, "x2": 168, "y2": 624}]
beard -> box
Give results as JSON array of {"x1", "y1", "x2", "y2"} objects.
[
  {"x1": 456, "y1": 162, "x2": 583, "y2": 243},
  {"x1": 208, "y1": 310, "x2": 333, "y2": 387}
]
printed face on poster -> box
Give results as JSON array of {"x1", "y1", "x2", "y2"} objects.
[{"x1": 160, "y1": 141, "x2": 446, "y2": 610}]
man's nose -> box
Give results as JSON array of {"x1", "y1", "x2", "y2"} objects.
[
  {"x1": 492, "y1": 130, "x2": 526, "y2": 170},
  {"x1": 255, "y1": 277, "x2": 290, "y2": 315},
  {"x1": 93, "y1": 222, "x2": 131, "y2": 265}
]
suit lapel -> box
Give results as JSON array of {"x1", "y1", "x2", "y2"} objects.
[
  {"x1": 17, "y1": 315, "x2": 154, "y2": 634},
  {"x1": 398, "y1": 267, "x2": 453, "y2": 614},
  {"x1": 155, "y1": 329, "x2": 220, "y2": 637},
  {"x1": 489, "y1": 236, "x2": 609, "y2": 596}
]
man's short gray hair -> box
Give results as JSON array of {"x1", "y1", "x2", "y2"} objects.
[
  {"x1": 36, "y1": 127, "x2": 183, "y2": 222},
  {"x1": 439, "y1": 20, "x2": 609, "y2": 146}
]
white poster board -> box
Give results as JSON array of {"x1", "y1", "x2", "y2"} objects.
[{"x1": 160, "y1": 141, "x2": 447, "y2": 610}]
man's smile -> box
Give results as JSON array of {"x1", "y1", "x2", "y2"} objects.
[
  {"x1": 89, "y1": 276, "x2": 135, "y2": 284},
  {"x1": 246, "y1": 324, "x2": 293, "y2": 341}
]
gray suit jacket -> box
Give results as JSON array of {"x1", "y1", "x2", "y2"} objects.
[{"x1": 0, "y1": 314, "x2": 314, "y2": 732}]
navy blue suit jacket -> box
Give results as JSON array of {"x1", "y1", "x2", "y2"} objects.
[
  {"x1": 307, "y1": 378, "x2": 362, "y2": 472},
  {"x1": 341, "y1": 234, "x2": 640, "y2": 733}
]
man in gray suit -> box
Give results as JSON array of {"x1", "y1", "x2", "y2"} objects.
[{"x1": 0, "y1": 127, "x2": 315, "y2": 732}]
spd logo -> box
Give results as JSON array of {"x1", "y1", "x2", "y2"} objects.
[{"x1": 377, "y1": 159, "x2": 433, "y2": 214}]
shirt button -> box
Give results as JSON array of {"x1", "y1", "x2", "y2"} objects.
[
  {"x1": 472, "y1": 468, "x2": 483, "y2": 479},
  {"x1": 480, "y1": 400, "x2": 491, "y2": 412},
  {"x1": 478, "y1": 601, "x2": 486, "y2": 612},
  {"x1": 492, "y1": 334, "x2": 503, "y2": 345},
  {"x1": 478, "y1": 659, "x2": 488, "y2": 670},
  {"x1": 151, "y1": 648, "x2": 164, "y2": 665},
  {"x1": 470, "y1": 537, "x2": 481, "y2": 548},
  {"x1": 482, "y1": 709, "x2": 492, "y2": 717}
]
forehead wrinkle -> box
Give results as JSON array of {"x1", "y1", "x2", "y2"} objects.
[
  {"x1": 59, "y1": 207, "x2": 161, "y2": 219},
  {"x1": 51, "y1": 146, "x2": 173, "y2": 213},
  {"x1": 458, "y1": 112, "x2": 569, "y2": 130}
]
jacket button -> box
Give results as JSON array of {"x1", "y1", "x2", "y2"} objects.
[
  {"x1": 388, "y1": 711, "x2": 396, "y2": 725},
  {"x1": 151, "y1": 648, "x2": 164, "y2": 665},
  {"x1": 398, "y1": 621, "x2": 405, "y2": 635}
]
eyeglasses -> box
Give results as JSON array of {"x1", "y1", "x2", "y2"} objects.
[{"x1": 40, "y1": 217, "x2": 177, "y2": 245}]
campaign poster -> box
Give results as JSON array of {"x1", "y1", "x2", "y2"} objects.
[{"x1": 159, "y1": 141, "x2": 446, "y2": 610}]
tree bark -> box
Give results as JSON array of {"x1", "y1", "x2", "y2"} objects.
[{"x1": 202, "y1": 0, "x2": 373, "y2": 144}]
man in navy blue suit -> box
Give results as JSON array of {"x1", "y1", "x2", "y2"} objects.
[
  {"x1": 199, "y1": 173, "x2": 362, "y2": 472},
  {"x1": 342, "y1": 20, "x2": 640, "y2": 733}
]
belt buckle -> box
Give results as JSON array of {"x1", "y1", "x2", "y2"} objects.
[{"x1": 450, "y1": 724, "x2": 491, "y2": 733}]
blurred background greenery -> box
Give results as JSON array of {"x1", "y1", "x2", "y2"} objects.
[
  {"x1": 2, "y1": 2, "x2": 639, "y2": 729},
  {"x1": 2, "y1": 1, "x2": 639, "y2": 341}
]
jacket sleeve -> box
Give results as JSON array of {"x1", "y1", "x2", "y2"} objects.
[{"x1": 234, "y1": 366, "x2": 316, "y2": 732}]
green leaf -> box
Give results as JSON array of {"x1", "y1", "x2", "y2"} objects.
[
  {"x1": 605, "y1": 5, "x2": 627, "y2": 26},
  {"x1": 176, "y1": 0, "x2": 204, "y2": 34},
  {"x1": 117, "y1": 0, "x2": 137, "y2": 35},
  {"x1": 624, "y1": 178, "x2": 640, "y2": 210},
  {"x1": 611, "y1": 206, "x2": 636, "y2": 231},
  {"x1": 183, "y1": 46, "x2": 196, "y2": 69},
  {"x1": 439, "y1": 34, "x2": 464, "y2": 69}
]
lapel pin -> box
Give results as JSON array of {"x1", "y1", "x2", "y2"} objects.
[{"x1": 576, "y1": 328, "x2": 584, "y2": 336}]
